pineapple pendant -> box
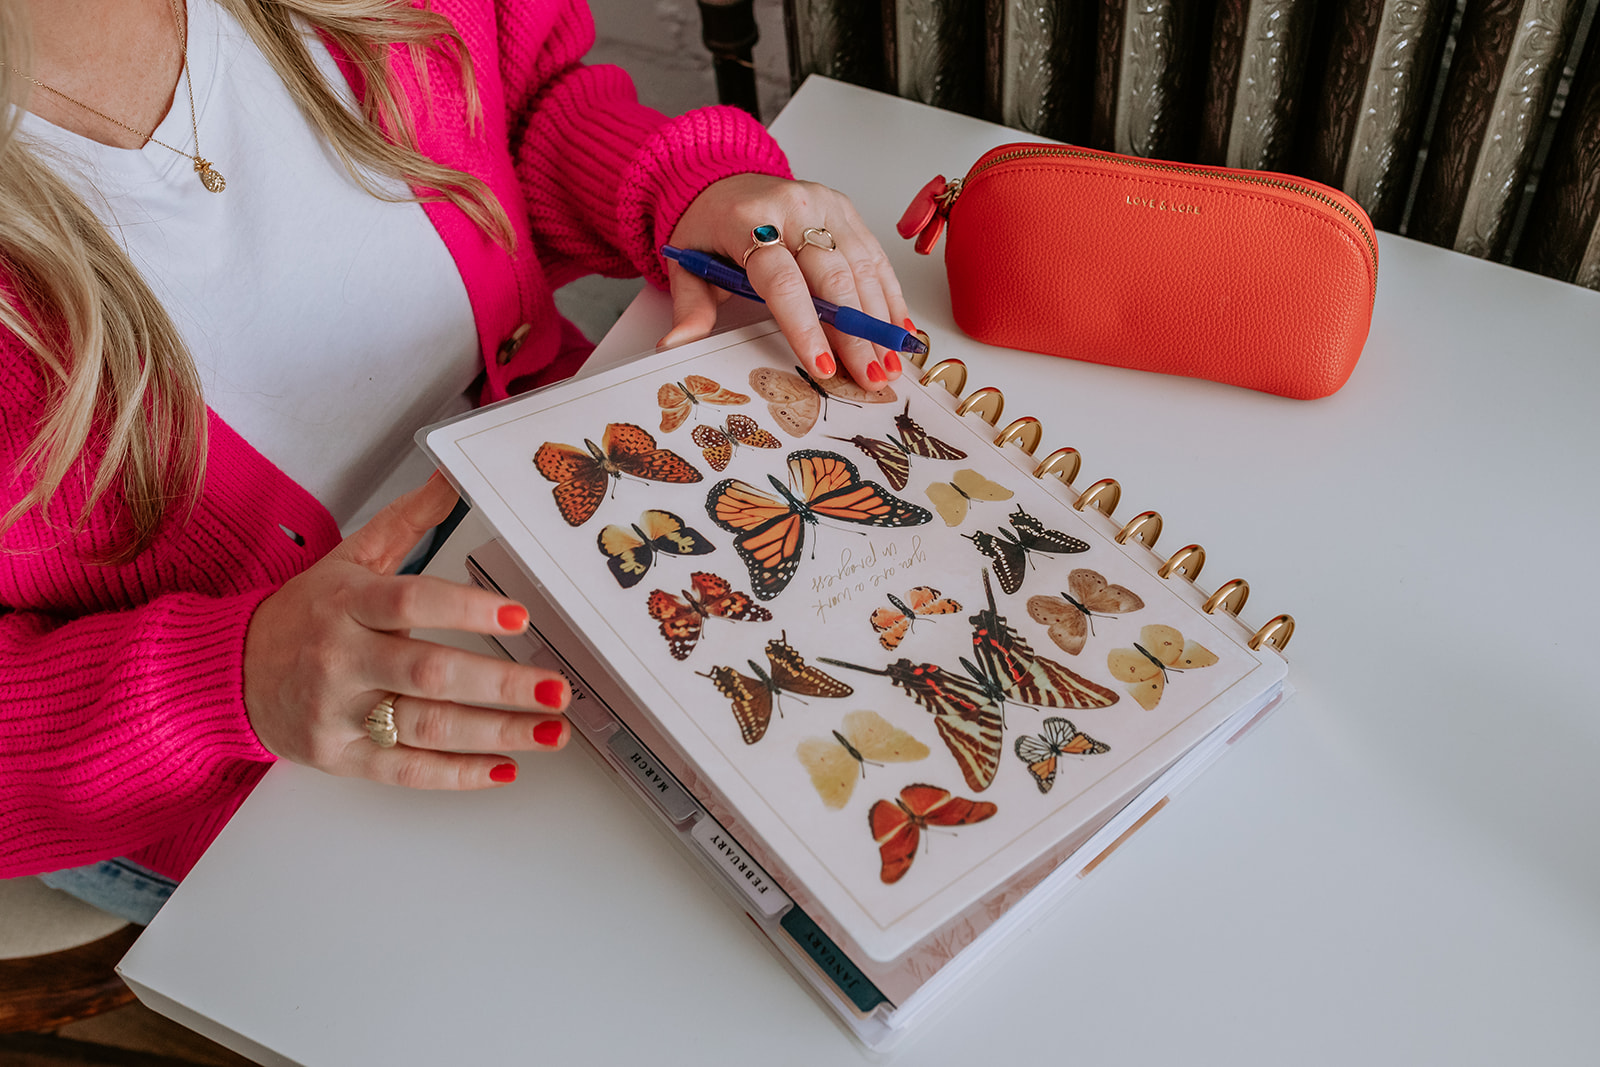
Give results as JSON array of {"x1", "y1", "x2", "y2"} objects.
[{"x1": 195, "y1": 158, "x2": 226, "y2": 193}]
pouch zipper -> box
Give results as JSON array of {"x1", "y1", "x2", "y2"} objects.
[{"x1": 920, "y1": 144, "x2": 1378, "y2": 284}]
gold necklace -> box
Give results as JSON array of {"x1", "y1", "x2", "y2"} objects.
[{"x1": 5, "y1": 0, "x2": 224, "y2": 192}]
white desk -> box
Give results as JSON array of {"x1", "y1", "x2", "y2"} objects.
[{"x1": 119, "y1": 78, "x2": 1600, "y2": 1066}]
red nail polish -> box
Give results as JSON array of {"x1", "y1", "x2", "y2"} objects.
[
  {"x1": 535, "y1": 679, "x2": 566, "y2": 708},
  {"x1": 490, "y1": 762, "x2": 518, "y2": 783},
  {"x1": 903, "y1": 318, "x2": 918, "y2": 333},
  {"x1": 867, "y1": 361, "x2": 886, "y2": 384},
  {"x1": 884, "y1": 352, "x2": 902, "y2": 375},
  {"x1": 497, "y1": 604, "x2": 529, "y2": 631},
  {"x1": 814, "y1": 352, "x2": 836, "y2": 377},
  {"x1": 534, "y1": 720, "x2": 564, "y2": 746}
]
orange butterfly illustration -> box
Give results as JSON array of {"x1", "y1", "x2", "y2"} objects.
[
  {"x1": 1107, "y1": 625, "x2": 1219, "y2": 710},
  {"x1": 828, "y1": 401, "x2": 967, "y2": 491},
  {"x1": 533, "y1": 424, "x2": 702, "y2": 526},
  {"x1": 1026, "y1": 569, "x2": 1146, "y2": 655},
  {"x1": 706, "y1": 450, "x2": 931, "y2": 601},
  {"x1": 869, "y1": 783, "x2": 997, "y2": 884},
  {"x1": 646, "y1": 571, "x2": 772, "y2": 660},
  {"x1": 698, "y1": 631, "x2": 853, "y2": 744},
  {"x1": 1013, "y1": 717, "x2": 1109, "y2": 794},
  {"x1": 869, "y1": 586, "x2": 962, "y2": 650},
  {"x1": 690, "y1": 413, "x2": 782, "y2": 471},
  {"x1": 748, "y1": 365, "x2": 897, "y2": 438},
  {"x1": 657, "y1": 375, "x2": 749, "y2": 433}
]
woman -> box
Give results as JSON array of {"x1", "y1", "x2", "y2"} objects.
[{"x1": 0, "y1": 0, "x2": 911, "y2": 921}]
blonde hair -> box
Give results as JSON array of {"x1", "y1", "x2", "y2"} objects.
[{"x1": 1, "y1": 0, "x2": 511, "y2": 562}]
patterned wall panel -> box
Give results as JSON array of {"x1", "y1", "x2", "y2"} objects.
[
  {"x1": 1408, "y1": 0, "x2": 1586, "y2": 258},
  {"x1": 783, "y1": 0, "x2": 886, "y2": 91},
  {"x1": 1090, "y1": 0, "x2": 1217, "y2": 160},
  {"x1": 985, "y1": 0, "x2": 1098, "y2": 143},
  {"x1": 1199, "y1": 0, "x2": 1317, "y2": 170},
  {"x1": 885, "y1": 0, "x2": 990, "y2": 116},
  {"x1": 1514, "y1": 22, "x2": 1600, "y2": 287},
  {"x1": 1297, "y1": 0, "x2": 1453, "y2": 230}
]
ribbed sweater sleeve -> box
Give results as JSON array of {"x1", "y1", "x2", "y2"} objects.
[
  {"x1": 0, "y1": 341, "x2": 333, "y2": 879},
  {"x1": 0, "y1": 589, "x2": 276, "y2": 878},
  {"x1": 497, "y1": 0, "x2": 792, "y2": 290}
]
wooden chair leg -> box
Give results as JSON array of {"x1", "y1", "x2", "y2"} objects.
[{"x1": 0, "y1": 926, "x2": 141, "y2": 1034}]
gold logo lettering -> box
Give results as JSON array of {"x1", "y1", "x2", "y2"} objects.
[{"x1": 1124, "y1": 194, "x2": 1202, "y2": 215}]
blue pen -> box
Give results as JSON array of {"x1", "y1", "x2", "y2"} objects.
[{"x1": 661, "y1": 245, "x2": 929, "y2": 356}]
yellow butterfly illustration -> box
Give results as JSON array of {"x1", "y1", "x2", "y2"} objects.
[
  {"x1": 1106, "y1": 624, "x2": 1219, "y2": 710},
  {"x1": 925, "y1": 468, "x2": 1014, "y2": 526},
  {"x1": 796, "y1": 710, "x2": 929, "y2": 809}
]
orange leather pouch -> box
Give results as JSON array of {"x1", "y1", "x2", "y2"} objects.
[{"x1": 899, "y1": 143, "x2": 1378, "y2": 399}]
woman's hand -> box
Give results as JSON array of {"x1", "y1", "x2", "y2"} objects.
[
  {"x1": 662, "y1": 174, "x2": 913, "y2": 391},
  {"x1": 243, "y1": 473, "x2": 568, "y2": 790}
]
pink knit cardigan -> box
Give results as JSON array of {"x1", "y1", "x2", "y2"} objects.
[{"x1": 0, "y1": 0, "x2": 789, "y2": 880}]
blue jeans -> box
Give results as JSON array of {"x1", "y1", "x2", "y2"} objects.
[{"x1": 38, "y1": 857, "x2": 177, "y2": 926}]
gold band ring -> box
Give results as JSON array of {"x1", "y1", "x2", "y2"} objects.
[
  {"x1": 741, "y1": 224, "x2": 783, "y2": 267},
  {"x1": 364, "y1": 693, "x2": 399, "y2": 748},
  {"x1": 795, "y1": 226, "x2": 837, "y2": 253}
]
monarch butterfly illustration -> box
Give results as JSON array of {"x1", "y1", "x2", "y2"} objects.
[
  {"x1": 698, "y1": 631, "x2": 853, "y2": 744},
  {"x1": 796, "y1": 711, "x2": 929, "y2": 809},
  {"x1": 596, "y1": 509, "x2": 715, "y2": 588},
  {"x1": 657, "y1": 375, "x2": 749, "y2": 433},
  {"x1": 869, "y1": 784, "x2": 997, "y2": 884},
  {"x1": 828, "y1": 401, "x2": 967, "y2": 490},
  {"x1": 706, "y1": 450, "x2": 931, "y2": 601},
  {"x1": 1026, "y1": 569, "x2": 1145, "y2": 655},
  {"x1": 869, "y1": 587, "x2": 962, "y2": 650},
  {"x1": 925, "y1": 468, "x2": 1014, "y2": 526},
  {"x1": 964, "y1": 507, "x2": 1090, "y2": 594},
  {"x1": 819, "y1": 655, "x2": 1004, "y2": 792},
  {"x1": 1014, "y1": 717, "x2": 1109, "y2": 794},
  {"x1": 690, "y1": 413, "x2": 782, "y2": 471},
  {"x1": 964, "y1": 569, "x2": 1120, "y2": 715},
  {"x1": 533, "y1": 423, "x2": 702, "y2": 527},
  {"x1": 646, "y1": 572, "x2": 772, "y2": 660},
  {"x1": 747, "y1": 365, "x2": 896, "y2": 438},
  {"x1": 1107, "y1": 625, "x2": 1219, "y2": 710}
]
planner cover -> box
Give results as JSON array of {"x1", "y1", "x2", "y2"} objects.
[{"x1": 420, "y1": 322, "x2": 1288, "y2": 967}]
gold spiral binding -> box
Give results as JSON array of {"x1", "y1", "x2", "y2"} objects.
[
  {"x1": 1032, "y1": 446, "x2": 1081, "y2": 486},
  {"x1": 955, "y1": 386, "x2": 1004, "y2": 425},
  {"x1": 920, "y1": 359, "x2": 967, "y2": 396},
  {"x1": 1202, "y1": 578, "x2": 1250, "y2": 616},
  {"x1": 993, "y1": 417, "x2": 1042, "y2": 455},
  {"x1": 933, "y1": 374, "x2": 1294, "y2": 654},
  {"x1": 1073, "y1": 478, "x2": 1120, "y2": 516},
  {"x1": 1114, "y1": 510, "x2": 1163, "y2": 548},
  {"x1": 906, "y1": 330, "x2": 932, "y2": 368},
  {"x1": 1159, "y1": 544, "x2": 1205, "y2": 582},
  {"x1": 1248, "y1": 614, "x2": 1295, "y2": 651}
]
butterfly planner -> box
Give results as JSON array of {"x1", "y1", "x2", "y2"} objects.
[{"x1": 420, "y1": 322, "x2": 1292, "y2": 1051}]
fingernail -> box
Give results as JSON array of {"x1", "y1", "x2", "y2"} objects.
[
  {"x1": 884, "y1": 352, "x2": 902, "y2": 376},
  {"x1": 902, "y1": 317, "x2": 917, "y2": 332},
  {"x1": 814, "y1": 351, "x2": 836, "y2": 378},
  {"x1": 534, "y1": 720, "x2": 565, "y2": 746},
  {"x1": 867, "y1": 361, "x2": 886, "y2": 384},
  {"x1": 497, "y1": 604, "x2": 529, "y2": 631},
  {"x1": 426, "y1": 469, "x2": 445, "y2": 486},
  {"x1": 490, "y1": 762, "x2": 518, "y2": 783},
  {"x1": 535, "y1": 679, "x2": 566, "y2": 708}
]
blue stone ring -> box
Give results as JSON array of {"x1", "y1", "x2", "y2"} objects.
[{"x1": 741, "y1": 224, "x2": 784, "y2": 267}]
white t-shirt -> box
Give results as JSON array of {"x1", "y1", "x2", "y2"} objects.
[{"x1": 18, "y1": 0, "x2": 481, "y2": 531}]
